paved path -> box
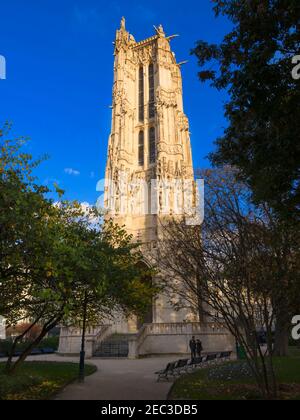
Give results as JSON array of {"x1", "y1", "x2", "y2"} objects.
[{"x1": 22, "y1": 354, "x2": 178, "y2": 400}]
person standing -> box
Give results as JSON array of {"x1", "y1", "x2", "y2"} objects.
[
  {"x1": 196, "y1": 339, "x2": 203, "y2": 357},
  {"x1": 189, "y1": 336, "x2": 197, "y2": 360}
]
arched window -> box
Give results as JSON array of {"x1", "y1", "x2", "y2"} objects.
[
  {"x1": 148, "y1": 63, "x2": 155, "y2": 119},
  {"x1": 138, "y1": 131, "x2": 144, "y2": 166},
  {"x1": 139, "y1": 67, "x2": 144, "y2": 122},
  {"x1": 149, "y1": 127, "x2": 156, "y2": 164}
]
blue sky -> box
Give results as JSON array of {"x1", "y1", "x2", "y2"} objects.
[{"x1": 0, "y1": 0, "x2": 231, "y2": 205}]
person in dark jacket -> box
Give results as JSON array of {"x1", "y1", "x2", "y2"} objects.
[
  {"x1": 196, "y1": 339, "x2": 203, "y2": 357},
  {"x1": 189, "y1": 336, "x2": 197, "y2": 360}
]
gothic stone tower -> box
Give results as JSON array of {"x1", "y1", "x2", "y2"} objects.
[
  {"x1": 105, "y1": 18, "x2": 194, "y2": 238},
  {"x1": 104, "y1": 19, "x2": 197, "y2": 332},
  {"x1": 58, "y1": 20, "x2": 235, "y2": 357}
]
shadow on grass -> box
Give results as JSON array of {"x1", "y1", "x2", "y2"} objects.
[
  {"x1": 168, "y1": 348, "x2": 300, "y2": 401},
  {"x1": 0, "y1": 361, "x2": 97, "y2": 400}
]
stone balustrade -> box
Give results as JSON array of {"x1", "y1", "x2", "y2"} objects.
[
  {"x1": 58, "y1": 325, "x2": 112, "y2": 358},
  {"x1": 58, "y1": 322, "x2": 235, "y2": 359},
  {"x1": 129, "y1": 322, "x2": 233, "y2": 359},
  {"x1": 141, "y1": 322, "x2": 227, "y2": 335}
]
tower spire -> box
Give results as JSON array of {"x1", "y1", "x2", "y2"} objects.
[
  {"x1": 154, "y1": 24, "x2": 165, "y2": 37},
  {"x1": 120, "y1": 16, "x2": 126, "y2": 30}
]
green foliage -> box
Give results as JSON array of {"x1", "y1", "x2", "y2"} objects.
[
  {"x1": 0, "y1": 362, "x2": 96, "y2": 400},
  {"x1": 0, "y1": 125, "x2": 158, "y2": 372},
  {"x1": 0, "y1": 340, "x2": 13, "y2": 355},
  {"x1": 191, "y1": 0, "x2": 300, "y2": 220},
  {"x1": 36, "y1": 336, "x2": 59, "y2": 350},
  {"x1": 0, "y1": 336, "x2": 59, "y2": 354}
]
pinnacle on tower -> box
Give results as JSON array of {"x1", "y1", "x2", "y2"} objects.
[
  {"x1": 120, "y1": 16, "x2": 126, "y2": 30},
  {"x1": 154, "y1": 24, "x2": 165, "y2": 37},
  {"x1": 157, "y1": 24, "x2": 165, "y2": 36}
]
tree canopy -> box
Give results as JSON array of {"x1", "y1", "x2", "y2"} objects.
[
  {"x1": 0, "y1": 124, "x2": 157, "y2": 373},
  {"x1": 192, "y1": 0, "x2": 300, "y2": 220},
  {"x1": 156, "y1": 167, "x2": 300, "y2": 398}
]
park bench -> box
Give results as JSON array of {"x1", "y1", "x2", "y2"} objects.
[
  {"x1": 206, "y1": 352, "x2": 232, "y2": 365},
  {"x1": 156, "y1": 357, "x2": 203, "y2": 381},
  {"x1": 206, "y1": 353, "x2": 217, "y2": 364},
  {"x1": 220, "y1": 351, "x2": 232, "y2": 359},
  {"x1": 155, "y1": 352, "x2": 233, "y2": 381},
  {"x1": 186, "y1": 358, "x2": 198, "y2": 371},
  {"x1": 191, "y1": 356, "x2": 204, "y2": 369},
  {"x1": 155, "y1": 361, "x2": 177, "y2": 382},
  {"x1": 174, "y1": 359, "x2": 189, "y2": 374}
]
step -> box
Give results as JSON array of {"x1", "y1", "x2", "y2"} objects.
[
  {"x1": 94, "y1": 349, "x2": 129, "y2": 357},
  {"x1": 94, "y1": 352, "x2": 129, "y2": 358},
  {"x1": 105, "y1": 334, "x2": 132, "y2": 342},
  {"x1": 93, "y1": 333, "x2": 131, "y2": 358}
]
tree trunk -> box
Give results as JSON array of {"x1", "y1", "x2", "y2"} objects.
[
  {"x1": 4, "y1": 317, "x2": 43, "y2": 374},
  {"x1": 79, "y1": 291, "x2": 88, "y2": 382},
  {"x1": 274, "y1": 318, "x2": 289, "y2": 357},
  {"x1": 7, "y1": 315, "x2": 62, "y2": 375}
]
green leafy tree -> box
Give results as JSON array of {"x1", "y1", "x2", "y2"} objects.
[
  {"x1": 192, "y1": 0, "x2": 300, "y2": 220},
  {"x1": 0, "y1": 125, "x2": 157, "y2": 374},
  {"x1": 0, "y1": 122, "x2": 52, "y2": 325}
]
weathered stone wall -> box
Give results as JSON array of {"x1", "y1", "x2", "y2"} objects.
[{"x1": 139, "y1": 332, "x2": 236, "y2": 356}]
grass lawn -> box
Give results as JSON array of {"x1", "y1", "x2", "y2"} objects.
[
  {"x1": 169, "y1": 347, "x2": 300, "y2": 400},
  {"x1": 0, "y1": 362, "x2": 97, "y2": 400}
]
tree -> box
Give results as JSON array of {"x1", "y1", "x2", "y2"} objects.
[
  {"x1": 6, "y1": 323, "x2": 42, "y2": 341},
  {"x1": 156, "y1": 167, "x2": 300, "y2": 398},
  {"x1": 191, "y1": 0, "x2": 300, "y2": 221},
  {"x1": 0, "y1": 122, "x2": 53, "y2": 327},
  {"x1": 0, "y1": 125, "x2": 157, "y2": 374}
]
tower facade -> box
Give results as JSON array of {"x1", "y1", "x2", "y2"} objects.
[
  {"x1": 104, "y1": 19, "x2": 194, "y2": 245},
  {"x1": 58, "y1": 21, "x2": 235, "y2": 357},
  {"x1": 104, "y1": 19, "x2": 197, "y2": 330}
]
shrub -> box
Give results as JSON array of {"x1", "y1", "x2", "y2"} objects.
[{"x1": 0, "y1": 336, "x2": 59, "y2": 356}]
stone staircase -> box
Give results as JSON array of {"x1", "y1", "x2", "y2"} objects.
[{"x1": 93, "y1": 333, "x2": 131, "y2": 358}]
